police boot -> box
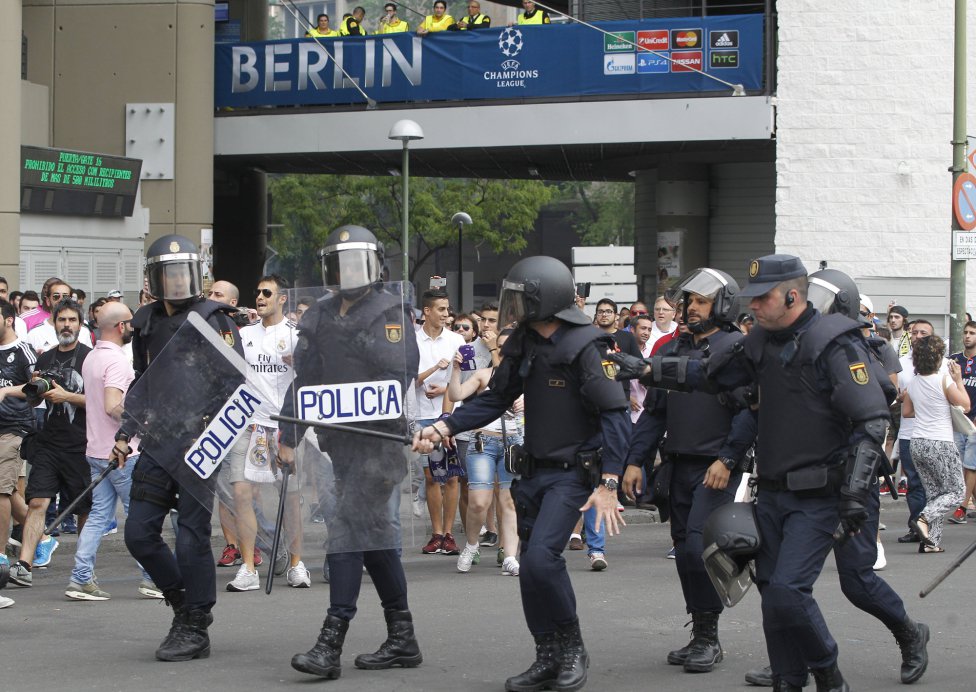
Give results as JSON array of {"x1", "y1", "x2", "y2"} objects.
[
  {"x1": 810, "y1": 663, "x2": 850, "y2": 692},
  {"x1": 291, "y1": 615, "x2": 348, "y2": 678},
  {"x1": 666, "y1": 617, "x2": 696, "y2": 665},
  {"x1": 890, "y1": 618, "x2": 930, "y2": 684},
  {"x1": 155, "y1": 590, "x2": 213, "y2": 662},
  {"x1": 772, "y1": 677, "x2": 804, "y2": 692},
  {"x1": 683, "y1": 611, "x2": 723, "y2": 673},
  {"x1": 354, "y1": 609, "x2": 423, "y2": 670},
  {"x1": 504, "y1": 633, "x2": 560, "y2": 692},
  {"x1": 553, "y1": 620, "x2": 589, "y2": 692}
]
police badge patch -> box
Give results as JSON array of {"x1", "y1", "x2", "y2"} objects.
[
  {"x1": 221, "y1": 331, "x2": 235, "y2": 347},
  {"x1": 749, "y1": 260, "x2": 760, "y2": 278},
  {"x1": 602, "y1": 360, "x2": 617, "y2": 380},
  {"x1": 385, "y1": 324, "x2": 402, "y2": 343},
  {"x1": 849, "y1": 362, "x2": 869, "y2": 385}
]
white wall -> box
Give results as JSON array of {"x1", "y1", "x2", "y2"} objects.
[{"x1": 774, "y1": 0, "x2": 976, "y2": 312}]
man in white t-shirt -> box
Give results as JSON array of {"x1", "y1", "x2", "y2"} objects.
[
  {"x1": 895, "y1": 319, "x2": 941, "y2": 543},
  {"x1": 650, "y1": 296, "x2": 678, "y2": 348},
  {"x1": 225, "y1": 275, "x2": 308, "y2": 592},
  {"x1": 26, "y1": 281, "x2": 94, "y2": 354},
  {"x1": 413, "y1": 289, "x2": 465, "y2": 555}
]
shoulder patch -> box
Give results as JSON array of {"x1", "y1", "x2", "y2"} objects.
[
  {"x1": 602, "y1": 360, "x2": 617, "y2": 380},
  {"x1": 849, "y1": 362, "x2": 869, "y2": 385},
  {"x1": 221, "y1": 331, "x2": 235, "y2": 348},
  {"x1": 385, "y1": 323, "x2": 402, "y2": 343}
]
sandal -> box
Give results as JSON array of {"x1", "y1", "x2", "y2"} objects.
[
  {"x1": 918, "y1": 538, "x2": 944, "y2": 554},
  {"x1": 910, "y1": 516, "x2": 930, "y2": 541}
]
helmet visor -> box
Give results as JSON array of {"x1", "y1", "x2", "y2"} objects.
[
  {"x1": 498, "y1": 280, "x2": 528, "y2": 328},
  {"x1": 807, "y1": 276, "x2": 840, "y2": 315},
  {"x1": 322, "y1": 248, "x2": 380, "y2": 291},
  {"x1": 702, "y1": 544, "x2": 756, "y2": 608},
  {"x1": 671, "y1": 268, "x2": 730, "y2": 303},
  {"x1": 147, "y1": 260, "x2": 201, "y2": 302}
]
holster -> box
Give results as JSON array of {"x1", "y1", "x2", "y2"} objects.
[
  {"x1": 784, "y1": 463, "x2": 844, "y2": 499},
  {"x1": 576, "y1": 449, "x2": 603, "y2": 488}
]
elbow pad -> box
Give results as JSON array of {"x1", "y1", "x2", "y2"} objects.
[
  {"x1": 843, "y1": 418, "x2": 888, "y2": 498},
  {"x1": 640, "y1": 356, "x2": 696, "y2": 393}
]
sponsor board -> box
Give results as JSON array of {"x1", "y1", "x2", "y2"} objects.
[
  {"x1": 710, "y1": 30, "x2": 739, "y2": 48},
  {"x1": 604, "y1": 31, "x2": 636, "y2": 53},
  {"x1": 637, "y1": 53, "x2": 669, "y2": 74},
  {"x1": 604, "y1": 53, "x2": 636, "y2": 75},
  {"x1": 670, "y1": 50, "x2": 702, "y2": 73},
  {"x1": 636, "y1": 29, "x2": 668, "y2": 52},
  {"x1": 710, "y1": 50, "x2": 739, "y2": 69},
  {"x1": 671, "y1": 28, "x2": 702, "y2": 49}
]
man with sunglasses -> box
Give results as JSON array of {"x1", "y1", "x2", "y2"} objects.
[{"x1": 26, "y1": 281, "x2": 94, "y2": 354}]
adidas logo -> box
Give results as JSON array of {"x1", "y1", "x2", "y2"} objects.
[
  {"x1": 713, "y1": 32, "x2": 735, "y2": 47},
  {"x1": 246, "y1": 341, "x2": 254, "y2": 347}
]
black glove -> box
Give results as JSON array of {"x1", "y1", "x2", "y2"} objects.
[
  {"x1": 607, "y1": 351, "x2": 649, "y2": 381},
  {"x1": 835, "y1": 491, "x2": 868, "y2": 542}
]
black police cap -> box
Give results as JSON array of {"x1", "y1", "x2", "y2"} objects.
[{"x1": 739, "y1": 254, "x2": 808, "y2": 298}]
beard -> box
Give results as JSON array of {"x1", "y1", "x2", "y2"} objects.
[{"x1": 58, "y1": 330, "x2": 79, "y2": 347}]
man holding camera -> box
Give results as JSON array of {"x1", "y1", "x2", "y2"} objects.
[{"x1": 9, "y1": 299, "x2": 90, "y2": 587}]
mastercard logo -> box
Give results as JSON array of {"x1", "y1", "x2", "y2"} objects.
[{"x1": 674, "y1": 31, "x2": 699, "y2": 47}]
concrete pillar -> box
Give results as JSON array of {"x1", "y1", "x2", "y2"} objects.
[
  {"x1": 633, "y1": 169, "x2": 658, "y2": 301},
  {"x1": 213, "y1": 168, "x2": 268, "y2": 293},
  {"x1": 656, "y1": 163, "x2": 709, "y2": 291},
  {"x1": 0, "y1": 5, "x2": 22, "y2": 287}
]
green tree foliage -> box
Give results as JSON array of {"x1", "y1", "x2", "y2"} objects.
[
  {"x1": 553, "y1": 181, "x2": 635, "y2": 246},
  {"x1": 268, "y1": 174, "x2": 551, "y2": 285}
]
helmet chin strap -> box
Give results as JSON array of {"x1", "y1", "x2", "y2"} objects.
[
  {"x1": 682, "y1": 299, "x2": 715, "y2": 334},
  {"x1": 339, "y1": 285, "x2": 371, "y2": 302}
]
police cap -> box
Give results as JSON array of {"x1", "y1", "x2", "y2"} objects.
[{"x1": 739, "y1": 254, "x2": 808, "y2": 298}]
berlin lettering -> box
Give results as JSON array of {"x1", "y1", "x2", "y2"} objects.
[
  {"x1": 231, "y1": 39, "x2": 423, "y2": 94},
  {"x1": 297, "y1": 380, "x2": 403, "y2": 424},
  {"x1": 184, "y1": 385, "x2": 263, "y2": 479}
]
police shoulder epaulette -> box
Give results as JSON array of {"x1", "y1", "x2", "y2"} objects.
[
  {"x1": 551, "y1": 325, "x2": 604, "y2": 365},
  {"x1": 797, "y1": 313, "x2": 863, "y2": 364}
]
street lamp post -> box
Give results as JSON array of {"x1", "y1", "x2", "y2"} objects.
[
  {"x1": 388, "y1": 120, "x2": 424, "y2": 284},
  {"x1": 451, "y1": 212, "x2": 472, "y2": 308}
]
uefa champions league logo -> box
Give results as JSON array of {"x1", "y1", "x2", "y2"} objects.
[{"x1": 498, "y1": 27, "x2": 523, "y2": 58}]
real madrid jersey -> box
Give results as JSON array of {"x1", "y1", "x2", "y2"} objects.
[{"x1": 240, "y1": 318, "x2": 298, "y2": 428}]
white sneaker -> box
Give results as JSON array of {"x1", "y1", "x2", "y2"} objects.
[
  {"x1": 412, "y1": 496, "x2": 424, "y2": 518},
  {"x1": 457, "y1": 546, "x2": 480, "y2": 573},
  {"x1": 138, "y1": 580, "x2": 164, "y2": 599},
  {"x1": 226, "y1": 564, "x2": 260, "y2": 592},
  {"x1": 0, "y1": 594, "x2": 14, "y2": 608},
  {"x1": 873, "y1": 542, "x2": 887, "y2": 571},
  {"x1": 502, "y1": 556, "x2": 520, "y2": 576},
  {"x1": 287, "y1": 561, "x2": 311, "y2": 588},
  {"x1": 589, "y1": 552, "x2": 608, "y2": 571}
]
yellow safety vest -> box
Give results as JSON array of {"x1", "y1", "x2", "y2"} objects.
[
  {"x1": 458, "y1": 13, "x2": 491, "y2": 29},
  {"x1": 306, "y1": 28, "x2": 340, "y2": 37},
  {"x1": 340, "y1": 16, "x2": 368, "y2": 36},
  {"x1": 420, "y1": 14, "x2": 455, "y2": 32},
  {"x1": 517, "y1": 10, "x2": 549, "y2": 25},
  {"x1": 378, "y1": 18, "x2": 409, "y2": 33}
]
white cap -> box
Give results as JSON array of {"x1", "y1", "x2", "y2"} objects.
[{"x1": 859, "y1": 294, "x2": 874, "y2": 315}]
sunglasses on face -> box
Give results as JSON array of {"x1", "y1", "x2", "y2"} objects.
[
  {"x1": 454, "y1": 324, "x2": 472, "y2": 331},
  {"x1": 254, "y1": 288, "x2": 275, "y2": 298},
  {"x1": 50, "y1": 292, "x2": 69, "y2": 300},
  {"x1": 630, "y1": 310, "x2": 648, "y2": 316}
]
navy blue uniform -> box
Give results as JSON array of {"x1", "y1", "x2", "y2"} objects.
[
  {"x1": 667, "y1": 308, "x2": 891, "y2": 687},
  {"x1": 279, "y1": 287, "x2": 420, "y2": 622},
  {"x1": 122, "y1": 297, "x2": 243, "y2": 613},
  {"x1": 629, "y1": 329, "x2": 756, "y2": 615},
  {"x1": 444, "y1": 323, "x2": 630, "y2": 634}
]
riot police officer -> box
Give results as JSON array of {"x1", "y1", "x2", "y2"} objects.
[
  {"x1": 111, "y1": 234, "x2": 243, "y2": 661},
  {"x1": 413, "y1": 255, "x2": 630, "y2": 692},
  {"x1": 613, "y1": 255, "x2": 893, "y2": 692},
  {"x1": 624, "y1": 268, "x2": 756, "y2": 674},
  {"x1": 280, "y1": 225, "x2": 422, "y2": 680}
]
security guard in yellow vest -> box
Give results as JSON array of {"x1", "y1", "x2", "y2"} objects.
[
  {"x1": 306, "y1": 14, "x2": 341, "y2": 38},
  {"x1": 378, "y1": 3, "x2": 410, "y2": 33},
  {"x1": 454, "y1": 0, "x2": 491, "y2": 30},
  {"x1": 340, "y1": 6, "x2": 368, "y2": 36},
  {"x1": 516, "y1": 0, "x2": 550, "y2": 25}
]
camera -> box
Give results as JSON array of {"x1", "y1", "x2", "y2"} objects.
[{"x1": 23, "y1": 370, "x2": 65, "y2": 406}]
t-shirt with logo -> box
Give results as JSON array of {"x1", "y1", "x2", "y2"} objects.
[
  {"x1": 949, "y1": 351, "x2": 976, "y2": 421},
  {"x1": 241, "y1": 318, "x2": 298, "y2": 428},
  {"x1": 26, "y1": 321, "x2": 95, "y2": 355},
  {"x1": 0, "y1": 338, "x2": 37, "y2": 436},
  {"x1": 35, "y1": 343, "x2": 90, "y2": 451}
]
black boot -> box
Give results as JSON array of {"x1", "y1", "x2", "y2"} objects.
[
  {"x1": 155, "y1": 590, "x2": 212, "y2": 662},
  {"x1": 504, "y1": 633, "x2": 560, "y2": 692},
  {"x1": 291, "y1": 615, "x2": 349, "y2": 678},
  {"x1": 810, "y1": 663, "x2": 850, "y2": 692},
  {"x1": 354, "y1": 609, "x2": 423, "y2": 669},
  {"x1": 666, "y1": 617, "x2": 695, "y2": 665},
  {"x1": 683, "y1": 611, "x2": 723, "y2": 673},
  {"x1": 747, "y1": 665, "x2": 811, "y2": 688},
  {"x1": 553, "y1": 620, "x2": 589, "y2": 692},
  {"x1": 772, "y1": 677, "x2": 804, "y2": 692},
  {"x1": 890, "y1": 618, "x2": 929, "y2": 684}
]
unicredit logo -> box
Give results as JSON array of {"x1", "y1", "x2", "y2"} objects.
[
  {"x1": 672, "y1": 29, "x2": 700, "y2": 48},
  {"x1": 637, "y1": 30, "x2": 668, "y2": 50}
]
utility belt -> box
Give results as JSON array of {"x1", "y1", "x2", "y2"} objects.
[
  {"x1": 507, "y1": 447, "x2": 602, "y2": 486},
  {"x1": 755, "y1": 463, "x2": 845, "y2": 498}
]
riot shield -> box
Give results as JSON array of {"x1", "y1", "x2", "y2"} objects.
[
  {"x1": 121, "y1": 311, "x2": 249, "y2": 508},
  {"x1": 258, "y1": 281, "x2": 417, "y2": 561}
]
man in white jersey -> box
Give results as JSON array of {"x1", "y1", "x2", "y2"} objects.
[
  {"x1": 225, "y1": 275, "x2": 309, "y2": 591},
  {"x1": 26, "y1": 282, "x2": 94, "y2": 354}
]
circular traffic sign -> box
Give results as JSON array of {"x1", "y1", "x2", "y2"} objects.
[{"x1": 954, "y1": 173, "x2": 976, "y2": 230}]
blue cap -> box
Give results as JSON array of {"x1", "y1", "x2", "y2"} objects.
[{"x1": 739, "y1": 254, "x2": 808, "y2": 298}]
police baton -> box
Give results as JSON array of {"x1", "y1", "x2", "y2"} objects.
[
  {"x1": 265, "y1": 464, "x2": 291, "y2": 595},
  {"x1": 271, "y1": 415, "x2": 413, "y2": 445},
  {"x1": 44, "y1": 460, "x2": 119, "y2": 536},
  {"x1": 919, "y1": 536, "x2": 976, "y2": 598}
]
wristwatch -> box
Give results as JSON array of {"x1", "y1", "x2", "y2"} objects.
[
  {"x1": 719, "y1": 457, "x2": 737, "y2": 471},
  {"x1": 114, "y1": 431, "x2": 131, "y2": 443},
  {"x1": 598, "y1": 478, "x2": 619, "y2": 492}
]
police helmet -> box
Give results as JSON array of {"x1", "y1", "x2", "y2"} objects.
[
  {"x1": 145, "y1": 234, "x2": 202, "y2": 304},
  {"x1": 664, "y1": 267, "x2": 740, "y2": 334},
  {"x1": 807, "y1": 269, "x2": 863, "y2": 324},
  {"x1": 319, "y1": 225, "x2": 384, "y2": 292},
  {"x1": 498, "y1": 256, "x2": 589, "y2": 328},
  {"x1": 701, "y1": 502, "x2": 760, "y2": 607}
]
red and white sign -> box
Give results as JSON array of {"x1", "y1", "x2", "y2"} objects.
[
  {"x1": 670, "y1": 51, "x2": 703, "y2": 72},
  {"x1": 671, "y1": 29, "x2": 702, "y2": 49},
  {"x1": 637, "y1": 30, "x2": 669, "y2": 51}
]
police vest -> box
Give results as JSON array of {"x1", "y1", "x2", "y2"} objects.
[
  {"x1": 379, "y1": 18, "x2": 409, "y2": 33},
  {"x1": 307, "y1": 28, "x2": 340, "y2": 37},
  {"x1": 340, "y1": 17, "x2": 367, "y2": 35},
  {"x1": 660, "y1": 330, "x2": 743, "y2": 459},
  {"x1": 518, "y1": 10, "x2": 548, "y2": 24},
  {"x1": 459, "y1": 13, "x2": 490, "y2": 29}
]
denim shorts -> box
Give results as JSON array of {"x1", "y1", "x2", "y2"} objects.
[
  {"x1": 466, "y1": 434, "x2": 521, "y2": 490},
  {"x1": 954, "y1": 431, "x2": 976, "y2": 471}
]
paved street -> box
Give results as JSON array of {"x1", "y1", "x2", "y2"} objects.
[{"x1": 3, "y1": 497, "x2": 974, "y2": 691}]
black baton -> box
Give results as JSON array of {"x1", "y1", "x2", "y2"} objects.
[
  {"x1": 271, "y1": 414, "x2": 412, "y2": 444},
  {"x1": 265, "y1": 465, "x2": 291, "y2": 595},
  {"x1": 44, "y1": 460, "x2": 119, "y2": 535},
  {"x1": 920, "y1": 536, "x2": 976, "y2": 598}
]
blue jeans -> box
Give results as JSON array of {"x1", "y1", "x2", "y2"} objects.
[
  {"x1": 71, "y1": 455, "x2": 151, "y2": 585},
  {"x1": 898, "y1": 439, "x2": 927, "y2": 523},
  {"x1": 582, "y1": 503, "x2": 606, "y2": 555}
]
